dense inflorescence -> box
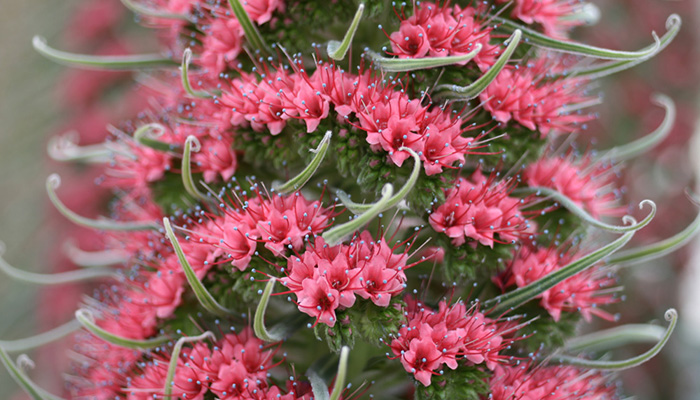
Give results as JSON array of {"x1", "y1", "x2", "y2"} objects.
[{"x1": 0, "y1": 0, "x2": 689, "y2": 399}]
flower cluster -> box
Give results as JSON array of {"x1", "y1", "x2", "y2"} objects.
[
  {"x1": 429, "y1": 170, "x2": 531, "y2": 247},
  {"x1": 281, "y1": 232, "x2": 411, "y2": 326},
  {"x1": 389, "y1": 297, "x2": 515, "y2": 386}
]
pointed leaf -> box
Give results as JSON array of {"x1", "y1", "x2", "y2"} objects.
[
  {"x1": 329, "y1": 346, "x2": 350, "y2": 400},
  {"x1": 368, "y1": 44, "x2": 481, "y2": 72},
  {"x1": 164, "y1": 332, "x2": 215, "y2": 398},
  {"x1": 485, "y1": 230, "x2": 635, "y2": 315},
  {"x1": 120, "y1": 0, "x2": 192, "y2": 21},
  {"x1": 550, "y1": 309, "x2": 677, "y2": 370},
  {"x1": 323, "y1": 184, "x2": 394, "y2": 246},
  {"x1": 0, "y1": 320, "x2": 80, "y2": 353},
  {"x1": 48, "y1": 132, "x2": 111, "y2": 163},
  {"x1": 47, "y1": 174, "x2": 159, "y2": 231},
  {"x1": 435, "y1": 30, "x2": 521, "y2": 100},
  {"x1": 328, "y1": 4, "x2": 364, "y2": 61},
  {"x1": 273, "y1": 131, "x2": 332, "y2": 194},
  {"x1": 181, "y1": 48, "x2": 214, "y2": 99},
  {"x1": 598, "y1": 94, "x2": 675, "y2": 161},
  {"x1": 75, "y1": 309, "x2": 172, "y2": 350},
  {"x1": 181, "y1": 136, "x2": 208, "y2": 201},
  {"x1": 0, "y1": 346, "x2": 64, "y2": 400},
  {"x1": 563, "y1": 323, "x2": 666, "y2": 353},
  {"x1": 227, "y1": 0, "x2": 271, "y2": 56},
  {"x1": 163, "y1": 218, "x2": 235, "y2": 316},
  {"x1": 33, "y1": 36, "x2": 177, "y2": 70},
  {"x1": 133, "y1": 123, "x2": 181, "y2": 152},
  {"x1": 254, "y1": 278, "x2": 285, "y2": 342}
]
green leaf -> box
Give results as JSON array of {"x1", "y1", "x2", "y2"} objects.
[
  {"x1": 493, "y1": 15, "x2": 661, "y2": 60},
  {"x1": 63, "y1": 240, "x2": 129, "y2": 268},
  {"x1": 328, "y1": 4, "x2": 364, "y2": 61},
  {"x1": 47, "y1": 174, "x2": 159, "y2": 231},
  {"x1": 563, "y1": 323, "x2": 667, "y2": 353},
  {"x1": 0, "y1": 244, "x2": 116, "y2": 285},
  {"x1": 227, "y1": 0, "x2": 271, "y2": 56},
  {"x1": 33, "y1": 36, "x2": 177, "y2": 70},
  {"x1": 550, "y1": 308, "x2": 678, "y2": 370},
  {"x1": 163, "y1": 332, "x2": 215, "y2": 398},
  {"x1": 0, "y1": 319, "x2": 80, "y2": 353},
  {"x1": 336, "y1": 146, "x2": 420, "y2": 215},
  {"x1": 133, "y1": 123, "x2": 181, "y2": 152},
  {"x1": 0, "y1": 346, "x2": 64, "y2": 400},
  {"x1": 329, "y1": 346, "x2": 350, "y2": 400},
  {"x1": 163, "y1": 218, "x2": 235, "y2": 316},
  {"x1": 597, "y1": 94, "x2": 675, "y2": 161},
  {"x1": 47, "y1": 132, "x2": 112, "y2": 163},
  {"x1": 607, "y1": 201, "x2": 700, "y2": 265},
  {"x1": 368, "y1": 43, "x2": 481, "y2": 72},
  {"x1": 253, "y1": 278, "x2": 286, "y2": 342},
  {"x1": 484, "y1": 230, "x2": 635, "y2": 315},
  {"x1": 75, "y1": 309, "x2": 172, "y2": 350},
  {"x1": 323, "y1": 184, "x2": 394, "y2": 246},
  {"x1": 273, "y1": 131, "x2": 332, "y2": 194},
  {"x1": 120, "y1": 0, "x2": 193, "y2": 21},
  {"x1": 181, "y1": 136, "x2": 208, "y2": 201},
  {"x1": 435, "y1": 29, "x2": 521, "y2": 100},
  {"x1": 519, "y1": 187, "x2": 656, "y2": 233},
  {"x1": 180, "y1": 48, "x2": 214, "y2": 99}
]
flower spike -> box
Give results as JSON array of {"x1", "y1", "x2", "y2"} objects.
[
  {"x1": 598, "y1": 94, "x2": 676, "y2": 162},
  {"x1": 254, "y1": 278, "x2": 286, "y2": 342},
  {"x1": 485, "y1": 229, "x2": 635, "y2": 315},
  {"x1": 133, "y1": 123, "x2": 181, "y2": 152},
  {"x1": 273, "y1": 131, "x2": 332, "y2": 194},
  {"x1": 323, "y1": 184, "x2": 394, "y2": 246},
  {"x1": 435, "y1": 29, "x2": 521, "y2": 100},
  {"x1": 120, "y1": 0, "x2": 193, "y2": 21},
  {"x1": 227, "y1": 0, "x2": 271, "y2": 56},
  {"x1": 0, "y1": 319, "x2": 80, "y2": 353},
  {"x1": 569, "y1": 14, "x2": 682, "y2": 79},
  {"x1": 181, "y1": 136, "x2": 209, "y2": 201},
  {"x1": 47, "y1": 174, "x2": 159, "y2": 231},
  {"x1": 328, "y1": 3, "x2": 364, "y2": 61},
  {"x1": 521, "y1": 187, "x2": 656, "y2": 233},
  {"x1": 47, "y1": 132, "x2": 112, "y2": 163},
  {"x1": 75, "y1": 309, "x2": 172, "y2": 350},
  {"x1": 32, "y1": 36, "x2": 177, "y2": 70},
  {"x1": 607, "y1": 197, "x2": 700, "y2": 265},
  {"x1": 492, "y1": 15, "x2": 662, "y2": 60},
  {"x1": 181, "y1": 48, "x2": 215, "y2": 99},
  {"x1": 0, "y1": 346, "x2": 64, "y2": 400},
  {"x1": 0, "y1": 243, "x2": 116, "y2": 284},
  {"x1": 550, "y1": 309, "x2": 678, "y2": 371},
  {"x1": 163, "y1": 331, "x2": 216, "y2": 398},
  {"x1": 563, "y1": 323, "x2": 667, "y2": 353},
  {"x1": 336, "y1": 146, "x2": 421, "y2": 215},
  {"x1": 368, "y1": 44, "x2": 482, "y2": 72},
  {"x1": 163, "y1": 218, "x2": 235, "y2": 316}
]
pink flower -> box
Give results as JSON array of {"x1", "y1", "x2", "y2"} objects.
[
  {"x1": 200, "y1": 18, "x2": 244, "y2": 76},
  {"x1": 297, "y1": 276, "x2": 341, "y2": 326}
]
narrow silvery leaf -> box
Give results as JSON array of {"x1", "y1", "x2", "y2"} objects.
[
  {"x1": 75, "y1": 309, "x2": 172, "y2": 350},
  {"x1": 328, "y1": 4, "x2": 364, "y2": 61},
  {"x1": 550, "y1": 309, "x2": 677, "y2": 370},
  {"x1": 323, "y1": 184, "x2": 394, "y2": 246},
  {"x1": 336, "y1": 146, "x2": 421, "y2": 215},
  {"x1": 47, "y1": 133, "x2": 111, "y2": 163},
  {"x1": 163, "y1": 332, "x2": 215, "y2": 398},
  {"x1": 559, "y1": 3, "x2": 601, "y2": 26},
  {"x1": 607, "y1": 203, "x2": 700, "y2": 266},
  {"x1": 33, "y1": 36, "x2": 177, "y2": 70},
  {"x1": 0, "y1": 319, "x2": 80, "y2": 353},
  {"x1": 163, "y1": 218, "x2": 234, "y2": 316},
  {"x1": 273, "y1": 131, "x2": 332, "y2": 194},
  {"x1": 63, "y1": 240, "x2": 129, "y2": 268},
  {"x1": 329, "y1": 346, "x2": 350, "y2": 400},
  {"x1": 563, "y1": 323, "x2": 666, "y2": 353},
  {"x1": 181, "y1": 136, "x2": 208, "y2": 201},
  {"x1": 485, "y1": 230, "x2": 635, "y2": 315},
  {"x1": 493, "y1": 16, "x2": 661, "y2": 60},
  {"x1": 520, "y1": 187, "x2": 656, "y2": 233},
  {"x1": 308, "y1": 369, "x2": 331, "y2": 400},
  {"x1": 598, "y1": 94, "x2": 675, "y2": 162},
  {"x1": 254, "y1": 278, "x2": 285, "y2": 342},
  {"x1": 435, "y1": 30, "x2": 521, "y2": 100},
  {"x1": 0, "y1": 245, "x2": 116, "y2": 285},
  {"x1": 227, "y1": 0, "x2": 271, "y2": 56},
  {"x1": 133, "y1": 123, "x2": 181, "y2": 152},
  {"x1": 368, "y1": 44, "x2": 481, "y2": 72},
  {"x1": 181, "y1": 49, "x2": 214, "y2": 99},
  {"x1": 0, "y1": 346, "x2": 64, "y2": 400},
  {"x1": 121, "y1": 0, "x2": 192, "y2": 21},
  {"x1": 569, "y1": 14, "x2": 681, "y2": 79},
  {"x1": 47, "y1": 174, "x2": 159, "y2": 231}
]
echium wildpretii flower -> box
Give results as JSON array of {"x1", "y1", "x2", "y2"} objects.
[{"x1": 0, "y1": 0, "x2": 691, "y2": 399}]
